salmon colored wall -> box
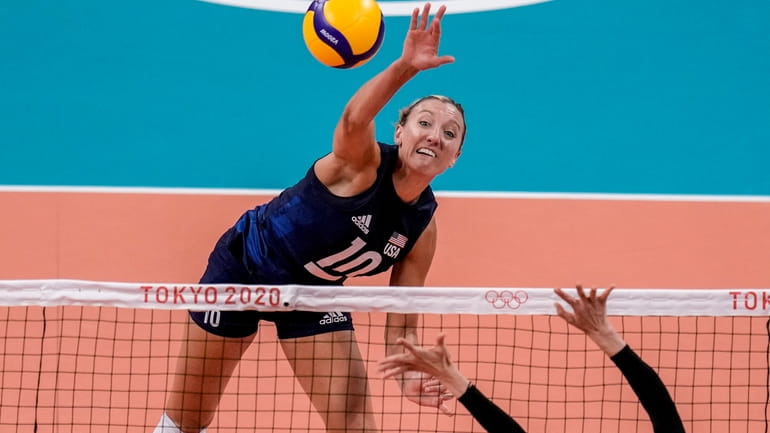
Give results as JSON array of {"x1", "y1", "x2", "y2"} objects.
[{"x1": 2, "y1": 192, "x2": 768, "y2": 289}]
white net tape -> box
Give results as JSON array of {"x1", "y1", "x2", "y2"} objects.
[{"x1": 0, "y1": 279, "x2": 767, "y2": 316}]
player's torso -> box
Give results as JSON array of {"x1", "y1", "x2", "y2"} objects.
[{"x1": 238, "y1": 144, "x2": 437, "y2": 285}]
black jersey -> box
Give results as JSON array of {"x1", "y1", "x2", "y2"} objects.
[{"x1": 233, "y1": 142, "x2": 437, "y2": 285}]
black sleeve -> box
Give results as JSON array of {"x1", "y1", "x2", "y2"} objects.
[
  {"x1": 610, "y1": 345, "x2": 686, "y2": 433},
  {"x1": 457, "y1": 384, "x2": 527, "y2": 433}
]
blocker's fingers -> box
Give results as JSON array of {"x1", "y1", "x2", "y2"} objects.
[
  {"x1": 588, "y1": 287, "x2": 598, "y2": 302},
  {"x1": 435, "y1": 333, "x2": 447, "y2": 347},
  {"x1": 378, "y1": 358, "x2": 410, "y2": 375},
  {"x1": 381, "y1": 369, "x2": 402, "y2": 380},
  {"x1": 576, "y1": 284, "x2": 589, "y2": 300},
  {"x1": 554, "y1": 302, "x2": 570, "y2": 320},
  {"x1": 599, "y1": 285, "x2": 616, "y2": 302},
  {"x1": 439, "y1": 401, "x2": 455, "y2": 416},
  {"x1": 422, "y1": 377, "x2": 444, "y2": 392},
  {"x1": 399, "y1": 341, "x2": 425, "y2": 360},
  {"x1": 554, "y1": 287, "x2": 576, "y2": 306}
]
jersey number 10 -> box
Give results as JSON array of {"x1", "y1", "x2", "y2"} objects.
[{"x1": 304, "y1": 237, "x2": 383, "y2": 282}]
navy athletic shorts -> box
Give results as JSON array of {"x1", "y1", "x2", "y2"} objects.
[{"x1": 189, "y1": 227, "x2": 355, "y2": 339}]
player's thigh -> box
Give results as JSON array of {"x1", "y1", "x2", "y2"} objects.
[
  {"x1": 280, "y1": 330, "x2": 371, "y2": 409},
  {"x1": 170, "y1": 315, "x2": 256, "y2": 397}
]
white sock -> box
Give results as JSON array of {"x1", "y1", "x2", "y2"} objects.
[{"x1": 152, "y1": 411, "x2": 207, "y2": 433}]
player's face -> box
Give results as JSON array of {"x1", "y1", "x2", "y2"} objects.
[{"x1": 395, "y1": 99, "x2": 464, "y2": 177}]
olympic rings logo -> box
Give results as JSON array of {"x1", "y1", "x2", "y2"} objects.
[{"x1": 485, "y1": 290, "x2": 529, "y2": 310}]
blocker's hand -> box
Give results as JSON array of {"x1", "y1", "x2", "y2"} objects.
[
  {"x1": 400, "y1": 370, "x2": 454, "y2": 415},
  {"x1": 380, "y1": 335, "x2": 459, "y2": 415},
  {"x1": 554, "y1": 284, "x2": 627, "y2": 356}
]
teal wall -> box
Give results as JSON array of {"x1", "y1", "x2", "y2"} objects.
[{"x1": 2, "y1": 0, "x2": 769, "y2": 194}]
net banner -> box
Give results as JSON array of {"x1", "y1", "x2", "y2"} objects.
[{"x1": 0, "y1": 279, "x2": 767, "y2": 316}]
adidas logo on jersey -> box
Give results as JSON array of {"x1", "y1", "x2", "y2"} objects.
[
  {"x1": 351, "y1": 215, "x2": 372, "y2": 234},
  {"x1": 319, "y1": 311, "x2": 348, "y2": 325}
]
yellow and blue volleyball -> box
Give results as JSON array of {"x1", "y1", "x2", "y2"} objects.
[{"x1": 302, "y1": 0, "x2": 385, "y2": 69}]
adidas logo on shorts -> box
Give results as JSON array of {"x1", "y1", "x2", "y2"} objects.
[{"x1": 319, "y1": 311, "x2": 348, "y2": 325}]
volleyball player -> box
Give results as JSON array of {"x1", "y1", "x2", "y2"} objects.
[
  {"x1": 153, "y1": 3, "x2": 465, "y2": 432},
  {"x1": 378, "y1": 285, "x2": 686, "y2": 433}
]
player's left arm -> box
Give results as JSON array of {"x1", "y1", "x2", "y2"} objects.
[
  {"x1": 386, "y1": 217, "x2": 448, "y2": 408},
  {"x1": 386, "y1": 216, "x2": 437, "y2": 348}
]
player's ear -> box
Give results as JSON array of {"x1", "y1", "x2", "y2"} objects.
[
  {"x1": 449, "y1": 149, "x2": 461, "y2": 167},
  {"x1": 394, "y1": 124, "x2": 403, "y2": 147}
]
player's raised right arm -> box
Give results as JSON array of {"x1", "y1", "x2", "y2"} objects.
[{"x1": 328, "y1": 3, "x2": 453, "y2": 167}]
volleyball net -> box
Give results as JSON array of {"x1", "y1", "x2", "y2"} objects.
[{"x1": 1, "y1": 280, "x2": 767, "y2": 433}]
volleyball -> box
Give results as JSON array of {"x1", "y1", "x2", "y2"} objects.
[{"x1": 302, "y1": 0, "x2": 385, "y2": 69}]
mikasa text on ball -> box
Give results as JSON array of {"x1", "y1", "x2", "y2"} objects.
[{"x1": 302, "y1": 0, "x2": 385, "y2": 69}]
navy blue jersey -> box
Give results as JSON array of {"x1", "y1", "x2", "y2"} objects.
[{"x1": 232, "y1": 142, "x2": 437, "y2": 285}]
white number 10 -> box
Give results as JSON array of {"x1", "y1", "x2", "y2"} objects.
[{"x1": 304, "y1": 237, "x2": 382, "y2": 281}]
